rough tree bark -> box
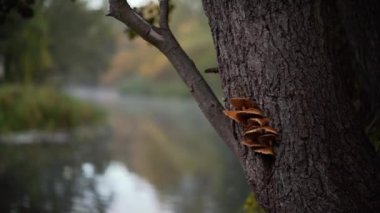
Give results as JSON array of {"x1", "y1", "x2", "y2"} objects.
[
  {"x1": 203, "y1": 0, "x2": 380, "y2": 212},
  {"x1": 108, "y1": 0, "x2": 380, "y2": 212}
]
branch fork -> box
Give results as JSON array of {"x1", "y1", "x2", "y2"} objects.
[
  {"x1": 107, "y1": 0, "x2": 238, "y2": 153},
  {"x1": 108, "y1": 0, "x2": 171, "y2": 45}
]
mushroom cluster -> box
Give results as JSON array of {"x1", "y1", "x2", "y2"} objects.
[{"x1": 223, "y1": 98, "x2": 278, "y2": 155}]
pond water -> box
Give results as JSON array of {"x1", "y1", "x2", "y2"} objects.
[{"x1": 0, "y1": 88, "x2": 249, "y2": 213}]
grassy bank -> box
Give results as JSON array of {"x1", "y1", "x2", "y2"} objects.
[{"x1": 0, "y1": 85, "x2": 104, "y2": 133}]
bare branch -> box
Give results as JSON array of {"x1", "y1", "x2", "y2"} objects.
[
  {"x1": 108, "y1": 0, "x2": 164, "y2": 44},
  {"x1": 107, "y1": 0, "x2": 238, "y2": 152},
  {"x1": 159, "y1": 0, "x2": 169, "y2": 29},
  {"x1": 162, "y1": 41, "x2": 238, "y2": 152}
]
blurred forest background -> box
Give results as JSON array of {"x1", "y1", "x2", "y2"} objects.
[
  {"x1": 0, "y1": 0, "x2": 259, "y2": 212},
  {"x1": 0, "y1": 0, "x2": 220, "y2": 90},
  {"x1": 0, "y1": 0, "x2": 224, "y2": 132}
]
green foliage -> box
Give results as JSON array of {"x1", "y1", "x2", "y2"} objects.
[
  {"x1": 0, "y1": 0, "x2": 115, "y2": 85},
  {"x1": 45, "y1": 0, "x2": 115, "y2": 84},
  {"x1": 243, "y1": 193, "x2": 265, "y2": 213},
  {"x1": 0, "y1": 4, "x2": 52, "y2": 83},
  {"x1": 0, "y1": 85, "x2": 104, "y2": 133}
]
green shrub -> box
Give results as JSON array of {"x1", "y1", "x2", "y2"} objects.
[
  {"x1": 0, "y1": 85, "x2": 104, "y2": 133},
  {"x1": 243, "y1": 193, "x2": 265, "y2": 213}
]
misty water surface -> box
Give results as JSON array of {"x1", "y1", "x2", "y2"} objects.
[{"x1": 0, "y1": 88, "x2": 248, "y2": 213}]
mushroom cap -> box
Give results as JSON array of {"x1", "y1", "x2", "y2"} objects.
[
  {"x1": 241, "y1": 139, "x2": 266, "y2": 148},
  {"x1": 257, "y1": 133, "x2": 277, "y2": 146},
  {"x1": 223, "y1": 108, "x2": 264, "y2": 123},
  {"x1": 244, "y1": 126, "x2": 278, "y2": 137},
  {"x1": 247, "y1": 117, "x2": 270, "y2": 127},
  {"x1": 229, "y1": 98, "x2": 257, "y2": 110},
  {"x1": 253, "y1": 147, "x2": 274, "y2": 155},
  {"x1": 243, "y1": 126, "x2": 265, "y2": 138}
]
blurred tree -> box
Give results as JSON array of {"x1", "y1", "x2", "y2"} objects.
[
  {"x1": 0, "y1": 0, "x2": 115, "y2": 85},
  {"x1": 0, "y1": 1, "x2": 52, "y2": 83},
  {"x1": 0, "y1": 0, "x2": 35, "y2": 22},
  {"x1": 46, "y1": 0, "x2": 115, "y2": 85}
]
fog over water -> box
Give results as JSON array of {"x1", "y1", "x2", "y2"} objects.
[{"x1": 0, "y1": 87, "x2": 249, "y2": 213}]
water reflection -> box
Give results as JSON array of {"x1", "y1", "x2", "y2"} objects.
[
  {"x1": 0, "y1": 133, "x2": 111, "y2": 213},
  {"x1": 0, "y1": 88, "x2": 248, "y2": 213},
  {"x1": 97, "y1": 162, "x2": 171, "y2": 213}
]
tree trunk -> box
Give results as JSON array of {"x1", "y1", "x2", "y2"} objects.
[
  {"x1": 202, "y1": 0, "x2": 380, "y2": 212},
  {"x1": 335, "y1": 0, "x2": 380, "y2": 130}
]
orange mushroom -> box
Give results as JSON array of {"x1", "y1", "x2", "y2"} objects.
[
  {"x1": 241, "y1": 138, "x2": 266, "y2": 148},
  {"x1": 223, "y1": 108, "x2": 263, "y2": 124},
  {"x1": 224, "y1": 97, "x2": 278, "y2": 156},
  {"x1": 247, "y1": 117, "x2": 270, "y2": 127},
  {"x1": 244, "y1": 126, "x2": 278, "y2": 137},
  {"x1": 253, "y1": 147, "x2": 274, "y2": 155}
]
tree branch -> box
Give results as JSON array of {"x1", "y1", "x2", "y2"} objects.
[
  {"x1": 159, "y1": 0, "x2": 169, "y2": 29},
  {"x1": 159, "y1": 36, "x2": 238, "y2": 153},
  {"x1": 107, "y1": 0, "x2": 238, "y2": 153},
  {"x1": 107, "y1": 0, "x2": 164, "y2": 44}
]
